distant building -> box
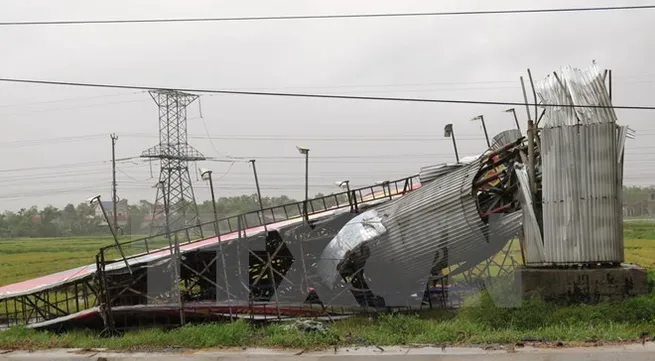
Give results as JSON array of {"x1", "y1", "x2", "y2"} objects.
[
  {"x1": 649, "y1": 192, "x2": 655, "y2": 216},
  {"x1": 94, "y1": 201, "x2": 128, "y2": 227},
  {"x1": 624, "y1": 191, "x2": 655, "y2": 218}
]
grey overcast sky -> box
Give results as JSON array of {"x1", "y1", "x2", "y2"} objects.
[{"x1": 0, "y1": 0, "x2": 653, "y2": 211}]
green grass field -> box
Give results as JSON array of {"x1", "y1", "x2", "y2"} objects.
[
  {"x1": 1, "y1": 222, "x2": 655, "y2": 350},
  {"x1": 1, "y1": 222, "x2": 655, "y2": 287},
  {"x1": 0, "y1": 237, "x2": 113, "y2": 286}
]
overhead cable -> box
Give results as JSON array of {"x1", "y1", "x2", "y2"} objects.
[
  {"x1": 0, "y1": 77, "x2": 651, "y2": 110},
  {"x1": 0, "y1": 5, "x2": 653, "y2": 26}
]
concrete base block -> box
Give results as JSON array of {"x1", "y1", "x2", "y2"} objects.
[{"x1": 516, "y1": 263, "x2": 649, "y2": 304}]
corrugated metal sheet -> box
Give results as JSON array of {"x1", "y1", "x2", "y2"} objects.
[
  {"x1": 535, "y1": 63, "x2": 617, "y2": 127},
  {"x1": 419, "y1": 163, "x2": 462, "y2": 183},
  {"x1": 540, "y1": 122, "x2": 621, "y2": 264},
  {"x1": 491, "y1": 129, "x2": 522, "y2": 150},
  {"x1": 530, "y1": 64, "x2": 625, "y2": 264},
  {"x1": 535, "y1": 64, "x2": 623, "y2": 264},
  {"x1": 514, "y1": 163, "x2": 545, "y2": 265},
  {"x1": 419, "y1": 156, "x2": 480, "y2": 184},
  {"x1": 318, "y1": 159, "x2": 522, "y2": 306}
]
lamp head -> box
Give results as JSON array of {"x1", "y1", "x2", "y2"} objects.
[
  {"x1": 199, "y1": 168, "x2": 212, "y2": 181},
  {"x1": 296, "y1": 146, "x2": 309, "y2": 155},
  {"x1": 444, "y1": 124, "x2": 453, "y2": 138},
  {"x1": 335, "y1": 180, "x2": 349, "y2": 188},
  {"x1": 88, "y1": 195, "x2": 101, "y2": 204},
  {"x1": 504, "y1": 108, "x2": 515, "y2": 113},
  {"x1": 471, "y1": 115, "x2": 483, "y2": 121}
]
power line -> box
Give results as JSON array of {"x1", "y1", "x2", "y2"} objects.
[
  {"x1": 0, "y1": 77, "x2": 651, "y2": 110},
  {"x1": 0, "y1": 134, "x2": 108, "y2": 148},
  {"x1": 0, "y1": 157, "x2": 142, "y2": 174},
  {"x1": 1, "y1": 5, "x2": 653, "y2": 26},
  {"x1": 0, "y1": 98, "x2": 149, "y2": 116},
  {"x1": 0, "y1": 91, "x2": 143, "y2": 109}
]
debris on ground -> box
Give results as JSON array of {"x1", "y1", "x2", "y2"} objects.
[{"x1": 282, "y1": 319, "x2": 329, "y2": 334}]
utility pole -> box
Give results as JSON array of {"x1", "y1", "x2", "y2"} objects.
[{"x1": 110, "y1": 134, "x2": 119, "y2": 234}]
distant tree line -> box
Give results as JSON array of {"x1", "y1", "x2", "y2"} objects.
[
  {"x1": 623, "y1": 186, "x2": 655, "y2": 203},
  {"x1": 0, "y1": 194, "x2": 297, "y2": 239},
  {"x1": 1, "y1": 185, "x2": 652, "y2": 239}
]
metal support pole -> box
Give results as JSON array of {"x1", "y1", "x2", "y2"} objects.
[
  {"x1": 160, "y1": 182, "x2": 184, "y2": 326},
  {"x1": 527, "y1": 69, "x2": 538, "y2": 124},
  {"x1": 110, "y1": 134, "x2": 119, "y2": 235},
  {"x1": 520, "y1": 76, "x2": 532, "y2": 121},
  {"x1": 249, "y1": 160, "x2": 267, "y2": 231},
  {"x1": 91, "y1": 196, "x2": 131, "y2": 274},
  {"x1": 527, "y1": 120, "x2": 537, "y2": 195},
  {"x1": 504, "y1": 108, "x2": 521, "y2": 133},
  {"x1": 204, "y1": 171, "x2": 233, "y2": 319},
  {"x1": 444, "y1": 124, "x2": 459, "y2": 163},
  {"x1": 267, "y1": 252, "x2": 282, "y2": 320},
  {"x1": 338, "y1": 180, "x2": 352, "y2": 212},
  {"x1": 304, "y1": 151, "x2": 309, "y2": 224},
  {"x1": 296, "y1": 147, "x2": 310, "y2": 225},
  {"x1": 472, "y1": 115, "x2": 490, "y2": 148},
  {"x1": 609, "y1": 69, "x2": 613, "y2": 101}
]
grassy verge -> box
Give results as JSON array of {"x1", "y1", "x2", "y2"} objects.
[
  {"x1": 1, "y1": 221, "x2": 653, "y2": 287},
  {"x1": 1, "y1": 222, "x2": 655, "y2": 350},
  {"x1": 2, "y1": 292, "x2": 655, "y2": 350}
]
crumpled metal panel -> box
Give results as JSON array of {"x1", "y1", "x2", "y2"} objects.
[
  {"x1": 491, "y1": 129, "x2": 522, "y2": 150},
  {"x1": 615, "y1": 125, "x2": 628, "y2": 262},
  {"x1": 419, "y1": 164, "x2": 462, "y2": 184},
  {"x1": 317, "y1": 209, "x2": 386, "y2": 287},
  {"x1": 514, "y1": 163, "x2": 545, "y2": 265},
  {"x1": 318, "y1": 160, "x2": 523, "y2": 307},
  {"x1": 419, "y1": 156, "x2": 479, "y2": 184},
  {"x1": 535, "y1": 64, "x2": 617, "y2": 127}
]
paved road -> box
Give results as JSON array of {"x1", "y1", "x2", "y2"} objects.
[{"x1": 2, "y1": 344, "x2": 655, "y2": 360}]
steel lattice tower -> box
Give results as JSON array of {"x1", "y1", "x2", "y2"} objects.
[{"x1": 142, "y1": 90, "x2": 205, "y2": 235}]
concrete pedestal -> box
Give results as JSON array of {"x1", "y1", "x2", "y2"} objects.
[{"x1": 516, "y1": 263, "x2": 649, "y2": 304}]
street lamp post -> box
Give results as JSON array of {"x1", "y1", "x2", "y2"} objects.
[
  {"x1": 296, "y1": 146, "x2": 310, "y2": 225},
  {"x1": 248, "y1": 159, "x2": 266, "y2": 231},
  {"x1": 471, "y1": 115, "x2": 491, "y2": 148},
  {"x1": 89, "y1": 195, "x2": 131, "y2": 274},
  {"x1": 444, "y1": 124, "x2": 459, "y2": 163},
  {"x1": 199, "y1": 168, "x2": 233, "y2": 319},
  {"x1": 503, "y1": 108, "x2": 521, "y2": 133},
  {"x1": 335, "y1": 180, "x2": 352, "y2": 212}
]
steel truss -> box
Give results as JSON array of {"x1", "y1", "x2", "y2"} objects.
[
  {"x1": 0, "y1": 278, "x2": 98, "y2": 329},
  {"x1": 95, "y1": 176, "x2": 422, "y2": 330}
]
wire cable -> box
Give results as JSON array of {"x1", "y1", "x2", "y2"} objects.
[
  {"x1": 0, "y1": 77, "x2": 651, "y2": 110},
  {"x1": 1, "y1": 5, "x2": 653, "y2": 26}
]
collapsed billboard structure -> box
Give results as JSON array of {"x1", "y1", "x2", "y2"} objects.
[
  {"x1": 0, "y1": 62, "x2": 638, "y2": 332},
  {"x1": 0, "y1": 135, "x2": 526, "y2": 331}
]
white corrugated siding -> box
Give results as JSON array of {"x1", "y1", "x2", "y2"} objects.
[{"x1": 536, "y1": 63, "x2": 623, "y2": 264}]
